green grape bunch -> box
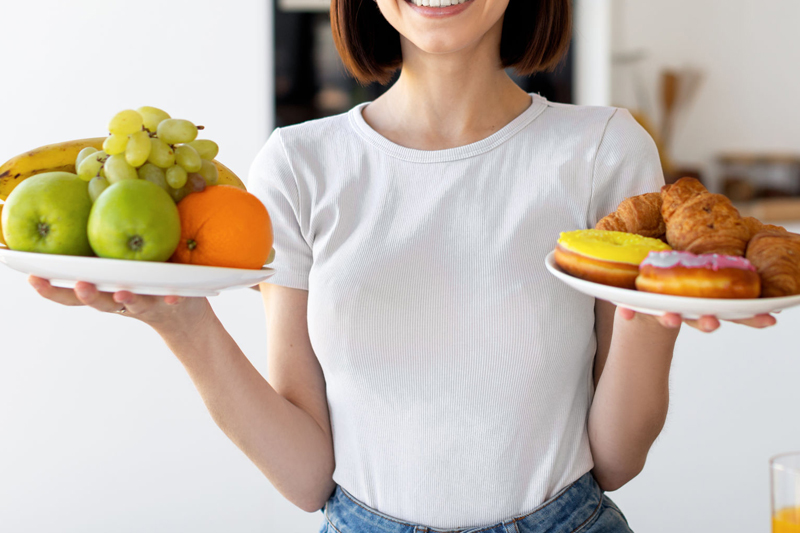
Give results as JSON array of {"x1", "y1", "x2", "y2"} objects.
[{"x1": 78, "y1": 106, "x2": 221, "y2": 204}]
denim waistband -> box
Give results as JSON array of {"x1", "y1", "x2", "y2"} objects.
[{"x1": 323, "y1": 472, "x2": 605, "y2": 533}]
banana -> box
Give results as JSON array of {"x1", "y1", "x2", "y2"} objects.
[
  {"x1": 0, "y1": 137, "x2": 246, "y2": 201},
  {"x1": 0, "y1": 138, "x2": 104, "y2": 200},
  {"x1": 0, "y1": 203, "x2": 6, "y2": 247},
  {"x1": 210, "y1": 158, "x2": 247, "y2": 190}
]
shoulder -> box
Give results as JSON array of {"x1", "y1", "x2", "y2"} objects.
[
  {"x1": 276, "y1": 109, "x2": 359, "y2": 153},
  {"x1": 537, "y1": 98, "x2": 650, "y2": 144},
  {"x1": 249, "y1": 108, "x2": 368, "y2": 201},
  {"x1": 251, "y1": 107, "x2": 364, "y2": 174},
  {"x1": 538, "y1": 97, "x2": 618, "y2": 121}
]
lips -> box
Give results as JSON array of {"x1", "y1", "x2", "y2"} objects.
[{"x1": 403, "y1": 0, "x2": 474, "y2": 17}]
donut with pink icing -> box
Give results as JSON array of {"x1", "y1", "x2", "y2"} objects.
[
  {"x1": 636, "y1": 251, "x2": 761, "y2": 299},
  {"x1": 641, "y1": 251, "x2": 757, "y2": 272}
]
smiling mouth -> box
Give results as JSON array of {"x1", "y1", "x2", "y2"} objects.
[{"x1": 406, "y1": 0, "x2": 470, "y2": 6}]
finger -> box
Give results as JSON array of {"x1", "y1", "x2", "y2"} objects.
[
  {"x1": 112, "y1": 291, "x2": 160, "y2": 315},
  {"x1": 73, "y1": 281, "x2": 125, "y2": 313},
  {"x1": 164, "y1": 295, "x2": 182, "y2": 305},
  {"x1": 685, "y1": 315, "x2": 720, "y2": 333},
  {"x1": 728, "y1": 314, "x2": 777, "y2": 328},
  {"x1": 28, "y1": 276, "x2": 84, "y2": 306},
  {"x1": 618, "y1": 307, "x2": 635, "y2": 320},
  {"x1": 657, "y1": 313, "x2": 682, "y2": 329},
  {"x1": 701, "y1": 315, "x2": 720, "y2": 331}
]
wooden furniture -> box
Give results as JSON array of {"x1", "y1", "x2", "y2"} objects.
[{"x1": 718, "y1": 153, "x2": 800, "y2": 202}]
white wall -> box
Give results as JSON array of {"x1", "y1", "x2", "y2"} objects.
[
  {"x1": 0, "y1": 1, "x2": 318, "y2": 532},
  {"x1": 612, "y1": 302, "x2": 800, "y2": 533},
  {"x1": 611, "y1": 0, "x2": 800, "y2": 186},
  {"x1": 586, "y1": 4, "x2": 800, "y2": 530},
  {"x1": 574, "y1": 0, "x2": 612, "y2": 106},
  {"x1": 608, "y1": 3, "x2": 800, "y2": 522}
]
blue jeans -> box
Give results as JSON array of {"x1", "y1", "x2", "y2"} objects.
[{"x1": 318, "y1": 472, "x2": 632, "y2": 533}]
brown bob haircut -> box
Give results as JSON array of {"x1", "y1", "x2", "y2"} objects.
[{"x1": 331, "y1": 0, "x2": 572, "y2": 85}]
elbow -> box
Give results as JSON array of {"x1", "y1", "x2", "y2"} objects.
[
  {"x1": 286, "y1": 475, "x2": 336, "y2": 513},
  {"x1": 295, "y1": 487, "x2": 334, "y2": 513},
  {"x1": 594, "y1": 473, "x2": 631, "y2": 493},
  {"x1": 297, "y1": 499, "x2": 324, "y2": 514},
  {"x1": 593, "y1": 460, "x2": 646, "y2": 492}
]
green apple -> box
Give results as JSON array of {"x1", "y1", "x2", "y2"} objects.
[
  {"x1": 2, "y1": 171, "x2": 93, "y2": 255},
  {"x1": 88, "y1": 179, "x2": 181, "y2": 261}
]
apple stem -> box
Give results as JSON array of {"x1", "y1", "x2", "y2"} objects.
[
  {"x1": 128, "y1": 235, "x2": 144, "y2": 251},
  {"x1": 37, "y1": 222, "x2": 49, "y2": 237}
]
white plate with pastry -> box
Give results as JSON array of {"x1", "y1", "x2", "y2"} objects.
[
  {"x1": 552, "y1": 175, "x2": 800, "y2": 320},
  {"x1": 545, "y1": 251, "x2": 800, "y2": 320},
  {"x1": 0, "y1": 247, "x2": 274, "y2": 297}
]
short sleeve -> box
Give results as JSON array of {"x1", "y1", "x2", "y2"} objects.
[
  {"x1": 587, "y1": 108, "x2": 665, "y2": 228},
  {"x1": 248, "y1": 128, "x2": 312, "y2": 290}
]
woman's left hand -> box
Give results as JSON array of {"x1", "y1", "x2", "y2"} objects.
[{"x1": 617, "y1": 307, "x2": 777, "y2": 332}]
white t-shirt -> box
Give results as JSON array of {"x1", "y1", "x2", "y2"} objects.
[{"x1": 249, "y1": 94, "x2": 664, "y2": 529}]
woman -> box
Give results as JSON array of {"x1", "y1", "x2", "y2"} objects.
[{"x1": 29, "y1": 0, "x2": 776, "y2": 531}]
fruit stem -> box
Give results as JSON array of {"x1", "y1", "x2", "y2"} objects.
[
  {"x1": 37, "y1": 222, "x2": 49, "y2": 237},
  {"x1": 128, "y1": 235, "x2": 144, "y2": 251},
  {"x1": 187, "y1": 239, "x2": 197, "y2": 251}
]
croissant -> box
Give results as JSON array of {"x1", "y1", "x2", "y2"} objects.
[
  {"x1": 746, "y1": 230, "x2": 800, "y2": 297},
  {"x1": 742, "y1": 216, "x2": 786, "y2": 240},
  {"x1": 661, "y1": 177, "x2": 750, "y2": 256},
  {"x1": 595, "y1": 193, "x2": 666, "y2": 239}
]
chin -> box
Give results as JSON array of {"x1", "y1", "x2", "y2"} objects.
[
  {"x1": 389, "y1": 0, "x2": 507, "y2": 56},
  {"x1": 408, "y1": 33, "x2": 475, "y2": 55},
  {"x1": 400, "y1": 19, "x2": 496, "y2": 57}
]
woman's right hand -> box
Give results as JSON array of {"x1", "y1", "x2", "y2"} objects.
[{"x1": 28, "y1": 275, "x2": 213, "y2": 333}]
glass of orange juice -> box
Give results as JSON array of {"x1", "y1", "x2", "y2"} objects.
[{"x1": 772, "y1": 452, "x2": 800, "y2": 533}]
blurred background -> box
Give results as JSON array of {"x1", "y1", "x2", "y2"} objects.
[{"x1": 0, "y1": 1, "x2": 798, "y2": 532}]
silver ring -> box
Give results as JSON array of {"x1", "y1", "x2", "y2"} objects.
[{"x1": 116, "y1": 306, "x2": 127, "y2": 314}]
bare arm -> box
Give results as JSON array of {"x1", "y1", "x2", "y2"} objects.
[
  {"x1": 158, "y1": 283, "x2": 335, "y2": 511},
  {"x1": 29, "y1": 277, "x2": 335, "y2": 512},
  {"x1": 588, "y1": 300, "x2": 677, "y2": 491},
  {"x1": 589, "y1": 300, "x2": 776, "y2": 492}
]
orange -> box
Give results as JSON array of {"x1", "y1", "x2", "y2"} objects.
[{"x1": 170, "y1": 185, "x2": 272, "y2": 269}]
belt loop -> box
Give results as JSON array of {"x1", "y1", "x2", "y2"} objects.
[
  {"x1": 414, "y1": 527, "x2": 428, "y2": 533},
  {"x1": 502, "y1": 520, "x2": 520, "y2": 533}
]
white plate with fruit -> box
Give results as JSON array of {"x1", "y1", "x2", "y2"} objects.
[
  {"x1": 0, "y1": 106, "x2": 275, "y2": 297},
  {"x1": 0, "y1": 247, "x2": 274, "y2": 297}
]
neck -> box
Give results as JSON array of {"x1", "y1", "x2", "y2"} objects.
[{"x1": 362, "y1": 19, "x2": 531, "y2": 150}]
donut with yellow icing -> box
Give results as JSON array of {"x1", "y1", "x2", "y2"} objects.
[{"x1": 554, "y1": 230, "x2": 672, "y2": 289}]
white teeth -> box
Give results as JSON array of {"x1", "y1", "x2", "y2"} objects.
[{"x1": 410, "y1": 0, "x2": 464, "y2": 6}]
